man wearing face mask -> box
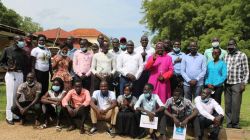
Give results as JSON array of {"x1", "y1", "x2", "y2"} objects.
[
  {"x1": 168, "y1": 40, "x2": 185, "y2": 95},
  {"x1": 159, "y1": 88, "x2": 201, "y2": 140},
  {"x1": 204, "y1": 37, "x2": 227, "y2": 64},
  {"x1": 0, "y1": 35, "x2": 28, "y2": 125},
  {"x1": 11, "y1": 73, "x2": 42, "y2": 126},
  {"x1": 119, "y1": 37, "x2": 127, "y2": 52},
  {"x1": 224, "y1": 39, "x2": 249, "y2": 129},
  {"x1": 195, "y1": 88, "x2": 224, "y2": 140},
  {"x1": 73, "y1": 39, "x2": 93, "y2": 91},
  {"x1": 117, "y1": 40, "x2": 144, "y2": 96},
  {"x1": 181, "y1": 41, "x2": 206, "y2": 101}
]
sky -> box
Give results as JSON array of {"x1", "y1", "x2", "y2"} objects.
[{"x1": 2, "y1": 0, "x2": 150, "y2": 46}]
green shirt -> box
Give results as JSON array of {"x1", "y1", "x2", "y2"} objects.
[{"x1": 204, "y1": 47, "x2": 227, "y2": 64}]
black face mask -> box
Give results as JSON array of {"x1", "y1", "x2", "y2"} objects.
[{"x1": 228, "y1": 48, "x2": 236, "y2": 54}]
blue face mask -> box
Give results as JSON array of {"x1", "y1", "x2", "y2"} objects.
[
  {"x1": 38, "y1": 44, "x2": 45, "y2": 48},
  {"x1": 144, "y1": 92, "x2": 151, "y2": 98},
  {"x1": 201, "y1": 98, "x2": 210, "y2": 103},
  {"x1": 120, "y1": 45, "x2": 126, "y2": 50},
  {"x1": 80, "y1": 47, "x2": 87, "y2": 52},
  {"x1": 60, "y1": 52, "x2": 68, "y2": 57},
  {"x1": 124, "y1": 94, "x2": 132, "y2": 99},
  {"x1": 173, "y1": 47, "x2": 180, "y2": 53},
  {"x1": 17, "y1": 41, "x2": 25, "y2": 48},
  {"x1": 52, "y1": 85, "x2": 60, "y2": 92}
]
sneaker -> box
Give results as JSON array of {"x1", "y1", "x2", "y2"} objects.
[
  {"x1": 67, "y1": 125, "x2": 76, "y2": 131},
  {"x1": 6, "y1": 119, "x2": 14, "y2": 125},
  {"x1": 56, "y1": 125, "x2": 62, "y2": 132},
  {"x1": 89, "y1": 127, "x2": 98, "y2": 135},
  {"x1": 106, "y1": 128, "x2": 115, "y2": 138}
]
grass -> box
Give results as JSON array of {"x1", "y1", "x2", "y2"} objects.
[{"x1": 0, "y1": 83, "x2": 249, "y2": 129}]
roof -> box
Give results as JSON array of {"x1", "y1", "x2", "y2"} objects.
[
  {"x1": 70, "y1": 28, "x2": 103, "y2": 37},
  {"x1": 0, "y1": 24, "x2": 26, "y2": 37},
  {"x1": 35, "y1": 28, "x2": 73, "y2": 39}
]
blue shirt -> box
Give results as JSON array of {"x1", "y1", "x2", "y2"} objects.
[
  {"x1": 168, "y1": 52, "x2": 186, "y2": 75},
  {"x1": 205, "y1": 60, "x2": 227, "y2": 87},
  {"x1": 181, "y1": 53, "x2": 207, "y2": 86}
]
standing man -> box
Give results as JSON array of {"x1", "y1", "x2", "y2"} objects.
[
  {"x1": 65, "y1": 36, "x2": 77, "y2": 60},
  {"x1": 204, "y1": 37, "x2": 227, "y2": 63},
  {"x1": 119, "y1": 37, "x2": 127, "y2": 52},
  {"x1": 0, "y1": 35, "x2": 27, "y2": 125},
  {"x1": 163, "y1": 39, "x2": 172, "y2": 54},
  {"x1": 181, "y1": 41, "x2": 206, "y2": 101},
  {"x1": 117, "y1": 40, "x2": 144, "y2": 97},
  {"x1": 224, "y1": 39, "x2": 249, "y2": 129},
  {"x1": 23, "y1": 33, "x2": 34, "y2": 80},
  {"x1": 97, "y1": 34, "x2": 105, "y2": 48},
  {"x1": 135, "y1": 35, "x2": 155, "y2": 96},
  {"x1": 73, "y1": 39, "x2": 93, "y2": 91},
  {"x1": 91, "y1": 40, "x2": 116, "y2": 92},
  {"x1": 168, "y1": 40, "x2": 185, "y2": 94}
]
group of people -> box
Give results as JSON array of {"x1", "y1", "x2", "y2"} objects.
[{"x1": 0, "y1": 33, "x2": 249, "y2": 140}]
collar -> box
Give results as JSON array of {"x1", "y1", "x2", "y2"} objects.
[
  {"x1": 188, "y1": 53, "x2": 199, "y2": 56},
  {"x1": 170, "y1": 51, "x2": 183, "y2": 56}
]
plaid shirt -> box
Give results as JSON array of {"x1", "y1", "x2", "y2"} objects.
[{"x1": 224, "y1": 51, "x2": 249, "y2": 84}]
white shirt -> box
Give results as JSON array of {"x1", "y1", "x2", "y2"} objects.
[
  {"x1": 108, "y1": 49, "x2": 122, "y2": 61},
  {"x1": 91, "y1": 52, "x2": 116, "y2": 75},
  {"x1": 134, "y1": 45, "x2": 155, "y2": 64},
  {"x1": 117, "y1": 51, "x2": 144, "y2": 80},
  {"x1": 31, "y1": 47, "x2": 51, "y2": 72},
  {"x1": 134, "y1": 94, "x2": 164, "y2": 114},
  {"x1": 92, "y1": 90, "x2": 116, "y2": 110},
  {"x1": 194, "y1": 96, "x2": 224, "y2": 121}
]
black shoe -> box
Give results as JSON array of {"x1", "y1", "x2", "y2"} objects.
[
  {"x1": 137, "y1": 130, "x2": 147, "y2": 139},
  {"x1": 6, "y1": 119, "x2": 14, "y2": 125},
  {"x1": 233, "y1": 126, "x2": 242, "y2": 129}
]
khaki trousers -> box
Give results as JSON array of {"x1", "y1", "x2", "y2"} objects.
[{"x1": 90, "y1": 107, "x2": 119, "y2": 125}]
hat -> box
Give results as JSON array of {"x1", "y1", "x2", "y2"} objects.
[{"x1": 120, "y1": 37, "x2": 127, "y2": 43}]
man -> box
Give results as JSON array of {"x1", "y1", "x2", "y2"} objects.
[
  {"x1": 97, "y1": 34, "x2": 105, "y2": 48},
  {"x1": 181, "y1": 41, "x2": 206, "y2": 101},
  {"x1": 62, "y1": 80, "x2": 91, "y2": 134},
  {"x1": 65, "y1": 36, "x2": 77, "y2": 60},
  {"x1": 168, "y1": 40, "x2": 185, "y2": 94},
  {"x1": 120, "y1": 37, "x2": 127, "y2": 52},
  {"x1": 204, "y1": 37, "x2": 227, "y2": 63},
  {"x1": 163, "y1": 39, "x2": 172, "y2": 53},
  {"x1": 195, "y1": 88, "x2": 224, "y2": 140},
  {"x1": 117, "y1": 40, "x2": 144, "y2": 96},
  {"x1": 91, "y1": 40, "x2": 116, "y2": 92},
  {"x1": 224, "y1": 39, "x2": 249, "y2": 129},
  {"x1": 23, "y1": 33, "x2": 34, "y2": 80},
  {"x1": 134, "y1": 83, "x2": 165, "y2": 140},
  {"x1": 109, "y1": 38, "x2": 122, "y2": 96},
  {"x1": 134, "y1": 35, "x2": 155, "y2": 96},
  {"x1": 73, "y1": 39, "x2": 93, "y2": 90},
  {"x1": 11, "y1": 73, "x2": 42, "y2": 125},
  {"x1": 0, "y1": 35, "x2": 27, "y2": 125},
  {"x1": 89, "y1": 81, "x2": 118, "y2": 137},
  {"x1": 160, "y1": 88, "x2": 201, "y2": 140}
]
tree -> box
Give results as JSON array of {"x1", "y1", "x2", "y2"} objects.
[
  {"x1": 20, "y1": 17, "x2": 43, "y2": 33},
  {"x1": 141, "y1": 0, "x2": 250, "y2": 57}
]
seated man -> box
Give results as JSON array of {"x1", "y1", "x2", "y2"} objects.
[
  {"x1": 195, "y1": 88, "x2": 224, "y2": 140},
  {"x1": 89, "y1": 80, "x2": 118, "y2": 137},
  {"x1": 61, "y1": 80, "x2": 91, "y2": 134},
  {"x1": 134, "y1": 83, "x2": 165, "y2": 140},
  {"x1": 160, "y1": 88, "x2": 201, "y2": 140},
  {"x1": 11, "y1": 72, "x2": 42, "y2": 125}
]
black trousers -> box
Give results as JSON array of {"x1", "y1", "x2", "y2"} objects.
[
  {"x1": 134, "y1": 71, "x2": 150, "y2": 97},
  {"x1": 159, "y1": 115, "x2": 201, "y2": 137},
  {"x1": 11, "y1": 101, "x2": 41, "y2": 120},
  {"x1": 62, "y1": 106, "x2": 90, "y2": 127},
  {"x1": 74, "y1": 75, "x2": 91, "y2": 91},
  {"x1": 41, "y1": 104, "x2": 63, "y2": 125},
  {"x1": 211, "y1": 86, "x2": 223, "y2": 105},
  {"x1": 35, "y1": 69, "x2": 49, "y2": 96}
]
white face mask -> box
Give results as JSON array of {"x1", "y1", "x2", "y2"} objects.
[{"x1": 212, "y1": 41, "x2": 219, "y2": 48}]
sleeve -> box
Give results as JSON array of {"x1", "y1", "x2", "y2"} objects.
[
  {"x1": 31, "y1": 48, "x2": 37, "y2": 57},
  {"x1": 85, "y1": 53, "x2": 93, "y2": 77},
  {"x1": 73, "y1": 51, "x2": 81, "y2": 77},
  {"x1": 62, "y1": 90, "x2": 72, "y2": 107},
  {"x1": 82, "y1": 90, "x2": 91, "y2": 106},
  {"x1": 205, "y1": 63, "x2": 210, "y2": 85},
  {"x1": 164, "y1": 98, "x2": 172, "y2": 109},
  {"x1": 134, "y1": 95, "x2": 143, "y2": 110},
  {"x1": 212, "y1": 99, "x2": 224, "y2": 116},
  {"x1": 91, "y1": 54, "x2": 98, "y2": 75},
  {"x1": 144, "y1": 56, "x2": 154, "y2": 70},
  {"x1": 92, "y1": 91, "x2": 98, "y2": 100},
  {"x1": 16, "y1": 84, "x2": 24, "y2": 95},
  {"x1": 242, "y1": 53, "x2": 249, "y2": 84},
  {"x1": 131, "y1": 96, "x2": 137, "y2": 106},
  {"x1": 135, "y1": 55, "x2": 144, "y2": 80},
  {"x1": 117, "y1": 95, "x2": 123, "y2": 104},
  {"x1": 155, "y1": 95, "x2": 164, "y2": 107},
  {"x1": 110, "y1": 91, "x2": 116, "y2": 100},
  {"x1": 214, "y1": 61, "x2": 227, "y2": 86},
  {"x1": 163, "y1": 57, "x2": 174, "y2": 80},
  {"x1": 111, "y1": 56, "x2": 116, "y2": 74},
  {"x1": 0, "y1": 48, "x2": 7, "y2": 66},
  {"x1": 196, "y1": 56, "x2": 207, "y2": 81},
  {"x1": 36, "y1": 83, "x2": 42, "y2": 94},
  {"x1": 194, "y1": 97, "x2": 215, "y2": 121},
  {"x1": 181, "y1": 56, "x2": 191, "y2": 82}
]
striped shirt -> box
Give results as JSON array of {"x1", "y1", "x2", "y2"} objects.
[{"x1": 224, "y1": 51, "x2": 249, "y2": 84}]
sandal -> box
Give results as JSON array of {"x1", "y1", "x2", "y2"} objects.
[{"x1": 56, "y1": 125, "x2": 62, "y2": 132}]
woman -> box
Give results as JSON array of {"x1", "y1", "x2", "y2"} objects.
[
  {"x1": 52, "y1": 43, "x2": 72, "y2": 91},
  {"x1": 41, "y1": 77, "x2": 66, "y2": 130},
  {"x1": 31, "y1": 34, "x2": 52, "y2": 96},
  {"x1": 205, "y1": 48, "x2": 227, "y2": 104},
  {"x1": 116, "y1": 84, "x2": 139, "y2": 138},
  {"x1": 145, "y1": 42, "x2": 173, "y2": 103}
]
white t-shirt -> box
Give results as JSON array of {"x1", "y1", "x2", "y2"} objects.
[
  {"x1": 31, "y1": 47, "x2": 51, "y2": 72},
  {"x1": 92, "y1": 90, "x2": 116, "y2": 110}
]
